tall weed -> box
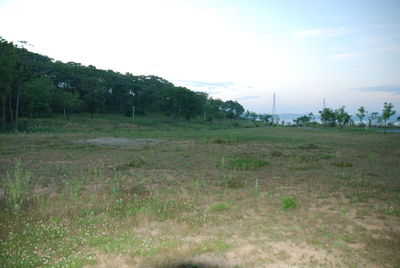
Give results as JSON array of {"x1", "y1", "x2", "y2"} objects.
[{"x1": 5, "y1": 160, "x2": 32, "y2": 212}]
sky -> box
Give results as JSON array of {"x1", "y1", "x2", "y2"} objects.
[{"x1": 1, "y1": 0, "x2": 399, "y2": 115}]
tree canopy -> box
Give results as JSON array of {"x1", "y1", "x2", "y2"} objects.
[{"x1": 0, "y1": 37, "x2": 244, "y2": 131}]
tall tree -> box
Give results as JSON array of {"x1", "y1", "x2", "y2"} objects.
[
  {"x1": 356, "y1": 106, "x2": 366, "y2": 126},
  {"x1": 382, "y1": 102, "x2": 396, "y2": 134},
  {"x1": 81, "y1": 77, "x2": 105, "y2": 118},
  {"x1": 53, "y1": 88, "x2": 82, "y2": 119},
  {"x1": 0, "y1": 38, "x2": 17, "y2": 131},
  {"x1": 335, "y1": 106, "x2": 351, "y2": 129},
  {"x1": 319, "y1": 108, "x2": 336, "y2": 127},
  {"x1": 21, "y1": 76, "x2": 55, "y2": 117}
]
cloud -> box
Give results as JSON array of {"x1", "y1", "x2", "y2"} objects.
[
  {"x1": 315, "y1": 16, "x2": 347, "y2": 22},
  {"x1": 235, "y1": 96, "x2": 261, "y2": 101},
  {"x1": 176, "y1": 80, "x2": 234, "y2": 88},
  {"x1": 326, "y1": 52, "x2": 365, "y2": 62},
  {"x1": 294, "y1": 27, "x2": 350, "y2": 39},
  {"x1": 353, "y1": 85, "x2": 400, "y2": 95}
]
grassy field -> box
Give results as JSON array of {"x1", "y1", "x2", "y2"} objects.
[{"x1": 0, "y1": 114, "x2": 399, "y2": 267}]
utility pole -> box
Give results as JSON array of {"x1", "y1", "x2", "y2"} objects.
[
  {"x1": 272, "y1": 92, "x2": 276, "y2": 115},
  {"x1": 129, "y1": 90, "x2": 135, "y2": 119},
  {"x1": 272, "y1": 92, "x2": 277, "y2": 124}
]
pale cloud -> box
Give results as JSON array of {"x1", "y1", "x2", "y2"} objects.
[
  {"x1": 326, "y1": 52, "x2": 365, "y2": 62},
  {"x1": 176, "y1": 81, "x2": 234, "y2": 88},
  {"x1": 352, "y1": 85, "x2": 400, "y2": 95},
  {"x1": 294, "y1": 27, "x2": 350, "y2": 38}
]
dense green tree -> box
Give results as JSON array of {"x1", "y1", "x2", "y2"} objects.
[
  {"x1": 335, "y1": 106, "x2": 351, "y2": 129},
  {"x1": 356, "y1": 106, "x2": 366, "y2": 125},
  {"x1": 382, "y1": 102, "x2": 395, "y2": 134},
  {"x1": 0, "y1": 38, "x2": 16, "y2": 131},
  {"x1": 368, "y1": 112, "x2": 378, "y2": 127},
  {"x1": 294, "y1": 113, "x2": 314, "y2": 126},
  {"x1": 81, "y1": 77, "x2": 106, "y2": 118},
  {"x1": 0, "y1": 38, "x2": 32, "y2": 131},
  {"x1": 21, "y1": 76, "x2": 55, "y2": 117},
  {"x1": 319, "y1": 108, "x2": 336, "y2": 127},
  {"x1": 53, "y1": 88, "x2": 82, "y2": 119},
  {"x1": 223, "y1": 100, "x2": 244, "y2": 119},
  {"x1": 259, "y1": 114, "x2": 273, "y2": 124},
  {"x1": 0, "y1": 36, "x2": 248, "y2": 125}
]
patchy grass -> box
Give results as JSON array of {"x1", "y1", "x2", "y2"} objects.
[
  {"x1": 0, "y1": 115, "x2": 399, "y2": 267},
  {"x1": 219, "y1": 157, "x2": 270, "y2": 170}
]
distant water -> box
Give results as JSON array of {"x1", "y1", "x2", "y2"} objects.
[
  {"x1": 276, "y1": 113, "x2": 398, "y2": 124},
  {"x1": 376, "y1": 129, "x2": 400, "y2": 133}
]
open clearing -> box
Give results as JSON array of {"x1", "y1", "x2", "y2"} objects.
[{"x1": 0, "y1": 116, "x2": 399, "y2": 267}]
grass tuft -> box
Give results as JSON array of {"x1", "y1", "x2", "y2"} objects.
[
  {"x1": 281, "y1": 197, "x2": 297, "y2": 210},
  {"x1": 211, "y1": 202, "x2": 231, "y2": 212}
]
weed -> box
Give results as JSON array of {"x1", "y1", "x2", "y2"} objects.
[
  {"x1": 218, "y1": 173, "x2": 245, "y2": 188},
  {"x1": 4, "y1": 160, "x2": 32, "y2": 212},
  {"x1": 271, "y1": 151, "x2": 283, "y2": 157},
  {"x1": 65, "y1": 178, "x2": 86, "y2": 201},
  {"x1": 200, "y1": 238, "x2": 233, "y2": 253},
  {"x1": 190, "y1": 179, "x2": 202, "y2": 192},
  {"x1": 254, "y1": 178, "x2": 260, "y2": 197},
  {"x1": 298, "y1": 143, "x2": 320, "y2": 149},
  {"x1": 332, "y1": 161, "x2": 353, "y2": 167},
  {"x1": 111, "y1": 172, "x2": 123, "y2": 197},
  {"x1": 115, "y1": 157, "x2": 148, "y2": 170},
  {"x1": 213, "y1": 138, "x2": 235, "y2": 144},
  {"x1": 128, "y1": 196, "x2": 192, "y2": 220},
  {"x1": 224, "y1": 158, "x2": 269, "y2": 170},
  {"x1": 281, "y1": 197, "x2": 297, "y2": 210},
  {"x1": 211, "y1": 202, "x2": 231, "y2": 212}
]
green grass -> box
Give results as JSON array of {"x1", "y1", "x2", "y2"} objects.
[
  {"x1": 218, "y1": 158, "x2": 270, "y2": 170},
  {"x1": 281, "y1": 197, "x2": 297, "y2": 210},
  {"x1": 211, "y1": 202, "x2": 231, "y2": 212},
  {"x1": 0, "y1": 114, "x2": 399, "y2": 267}
]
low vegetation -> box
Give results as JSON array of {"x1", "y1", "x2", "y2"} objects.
[{"x1": 0, "y1": 114, "x2": 399, "y2": 267}]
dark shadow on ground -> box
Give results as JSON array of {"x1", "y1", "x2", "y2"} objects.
[{"x1": 154, "y1": 262, "x2": 229, "y2": 268}]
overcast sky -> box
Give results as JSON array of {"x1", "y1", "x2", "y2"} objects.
[{"x1": 1, "y1": 0, "x2": 399, "y2": 114}]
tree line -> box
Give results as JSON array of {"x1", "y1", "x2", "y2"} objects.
[
  {"x1": 292, "y1": 104, "x2": 397, "y2": 130},
  {"x1": 0, "y1": 37, "x2": 244, "y2": 132}
]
